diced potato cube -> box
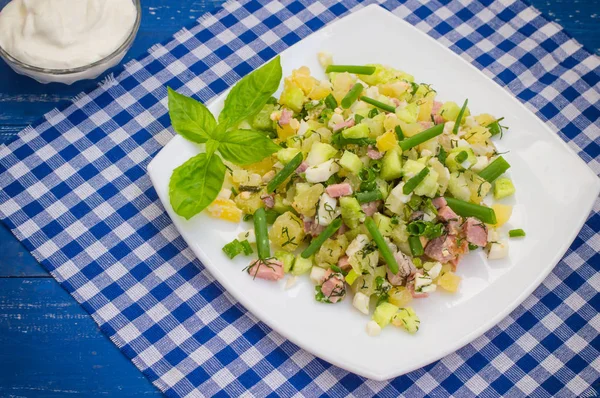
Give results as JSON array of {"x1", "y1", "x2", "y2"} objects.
[
  {"x1": 491, "y1": 203, "x2": 512, "y2": 227},
  {"x1": 376, "y1": 130, "x2": 398, "y2": 152},
  {"x1": 387, "y1": 286, "x2": 412, "y2": 307},
  {"x1": 207, "y1": 198, "x2": 243, "y2": 222},
  {"x1": 437, "y1": 272, "x2": 461, "y2": 293}
]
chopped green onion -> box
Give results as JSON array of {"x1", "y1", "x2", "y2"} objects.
[
  {"x1": 365, "y1": 217, "x2": 399, "y2": 274},
  {"x1": 399, "y1": 123, "x2": 444, "y2": 151},
  {"x1": 452, "y1": 99, "x2": 469, "y2": 134},
  {"x1": 395, "y1": 125, "x2": 404, "y2": 141},
  {"x1": 332, "y1": 133, "x2": 376, "y2": 147},
  {"x1": 325, "y1": 65, "x2": 376, "y2": 75},
  {"x1": 455, "y1": 150, "x2": 468, "y2": 164},
  {"x1": 407, "y1": 221, "x2": 444, "y2": 239},
  {"x1": 403, "y1": 167, "x2": 430, "y2": 194},
  {"x1": 438, "y1": 147, "x2": 447, "y2": 165},
  {"x1": 407, "y1": 221, "x2": 426, "y2": 236},
  {"x1": 407, "y1": 195, "x2": 422, "y2": 210},
  {"x1": 355, "y1": 190, "x2": 383, "y2": 204},
  {"x1": 370, "y1": 160, "x2": 382, "y2": 173},
  {"x1": 360, "y1": 180, "x2": 377, "y2": 192},
  {"x1": 444, "y1": 197, "x2": 497, "y2": 224},
  {"x1": 341, "y1": 83, "x2": 364, "y2": 109},
  {"x1": 267, "y1": 152, "x2": 303, "y2": 193},
  {"x1": 478, "y1": 156, "x2": 511, "y2": 182},
  {"x1": 368, "y1": 108, "x2": 379, "y2": 118},
  {"x1": 240, "y1": 240, "x2": 253, "y2": 255},
  {"x1": 355, "y1": 114, "x2": 364, "y2": 124},
  {"x1": 222, "y1": 239, "x2": 245, "y2": 259},
  {"x1": 360, "y1": 96, "x2": 396, "y2": 113},
  {"x1": 301, "y1": 218, "x2": 342, "y2": 258},
  {"x1": 488, "y1": 117, "x2": 506, "y2": 137},
  {"x1": 509, "y1": 229, "x2": 526, "y2": 238},
  {"x1": 468, "y1": 243, "x2": 479, "y2": 251},
  {"x1": 359, "y1": 167, "x2": 376, "y2": 183},
  {"x1": 324, "y1": 94, "x2": 338, "y2": 110},
  {"x1": 253, "y1": 208, "x2": 270, "y2": 260},
  {"x1": 330, "y1": 264, "x2": 344, "y2": 275},
  {"x1": 408, "y1": 236, "x2": 424, "y2": 257}
]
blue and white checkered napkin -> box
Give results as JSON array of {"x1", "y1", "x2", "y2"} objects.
[{"x1": 1, "y1": 0, "x2": 599, "y2": 396}]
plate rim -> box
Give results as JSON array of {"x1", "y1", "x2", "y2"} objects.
[{"x1": 148, "y1": 4, "x2": 600, "y2": 380}]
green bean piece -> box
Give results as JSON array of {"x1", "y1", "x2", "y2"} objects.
[
  {"x1": 365, "y1": 217, "x2": 399, "y2": 274},
  {"x1": 253, "y1": 208, "x2": 271, "y2": 260},
  {"x1": 267, "y1": 152, "x2": 303, "y2": 193},
  {"x1": 395, "y1": 125, "x2": 405, "y2": 141},
  {"x1": 408, "y1": 236, "x2": 424, "y2": 257},
  {"x1": 399, "y1": 123, "x2": 444, "y2": 151},
  {"x1": 355, "y1": 190, "x2": 383, "y2": 204},
  {"x1": 301, "y1": 218, "x2": 343, "y2": 258},
  {"x1": 324, "y1": 94, "x2": 338, "y2": 110},
  {"x1": 509, "y1": 229, "x2": 526, "y2": 238},
  {"x1": 325, "y1": 65, "x2": 376, "y2": 75},
  {"x1": 360, "y1": 96, "x2": 396, "y2": 113},
  {"x1": 452, "y1": 99, "x2": 469, "y2": 135},
  {"x1": 478, "y1": 156, "x2": 511, "y2": 182},
  {"x1": 444, "y1": 197, "x2": 497, "y2": 224},
  {"x1": 403, "y1": 167, "x2": 430, "y2": 195},
  {"x1": 341, "y1": 83, "x2": 364, "y2": 109}
]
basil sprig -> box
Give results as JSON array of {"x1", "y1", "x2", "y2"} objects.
[{"x1": 167, "y1": 56, "x2": 283, "y2": 219}]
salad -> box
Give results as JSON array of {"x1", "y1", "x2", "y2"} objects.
[{"x1": 166, "y1": 54, "x2": 524, "y2": 336}]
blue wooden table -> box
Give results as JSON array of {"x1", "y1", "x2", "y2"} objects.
[{"x1": 0, "y1": 0, "x2": 598, "y2": 395}]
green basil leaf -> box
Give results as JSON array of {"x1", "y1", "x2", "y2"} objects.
[
  {"x1": 169, "y1": 152, "x2": 225, "y2": 219},
  {"x1": 218, "y1": 56, "x2": 282, "y2": 131},
  {"x1": 168, "y1": 87, "x2": 216, "y2": 143},
  {"x1": 218, "y1": 130, "x2": 281, "y2": 165}
]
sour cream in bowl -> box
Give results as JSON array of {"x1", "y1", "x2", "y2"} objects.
[{"x1": 0, "y1": 0, "x2": 141, "y2": 84}]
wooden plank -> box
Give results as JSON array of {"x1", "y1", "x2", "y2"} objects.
[
  {"x1": 0, "y1": 223, "x2": 49, "y2": 277},
  {"x1": 0, "y1": 278, "x2": 162, "y2": 397}
]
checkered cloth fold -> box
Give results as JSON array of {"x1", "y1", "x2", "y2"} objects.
[{"x1": 1, "y1": 0, "x2": 599, "y2": 396}]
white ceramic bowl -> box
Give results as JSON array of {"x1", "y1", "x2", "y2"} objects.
[{"x1": 0, "y1": 0, "x2": 141, "y2": 85}]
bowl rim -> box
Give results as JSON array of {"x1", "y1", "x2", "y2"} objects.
[{"x1": 0, "y1": 0, "x2": 142, "y2": 75}]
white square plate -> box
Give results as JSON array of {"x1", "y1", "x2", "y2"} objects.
[{"x1": 148, "y1": 5, "x2": 599, "y2": 380}]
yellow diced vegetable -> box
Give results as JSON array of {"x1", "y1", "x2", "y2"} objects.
[
  {"x1": 387, "y1": 286, "x2": 413, "y2": 307},
  {"x1": 277, "y1": 123, "x2": 297, "y2": 140},
  {"x1": 245, "y1": 156, "x2": 274, "y2": 175},
  {"x1": 491, "y1": 203, "x2": 512, "y2": 227},
  {"x1": 376, "y1": 130, "x2": 398, "y2": 152},
  {"x1": 308, "y1": 80, "x2": 332, "y2": 100},
  {"x1": 207, "y1": 198, "x2": 243, "y2": 222},
  {"x1": 417, "y1": 97, "x2": 434, "y2": 122},
  {"x1": 437, "y1": 271, "x2": 461, "y2": 293},
  {"x1": 291, "y1": 66, "x2": 316, "y2": 95}
]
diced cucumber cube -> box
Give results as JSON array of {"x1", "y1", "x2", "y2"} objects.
[
  {"x1": 251, "y1": 104, "x2": 276, "y2": 131},
  {"x1": 373, "y1": 213, "x2": 393, "y2": 236},
  {"x1": 277, "y1": 148, "x2": 301, "y2": 165},
  {"x1": 306, "y1": 142, "x2": 337, "y2": 166},
  {"x1": 342, "y1": 123, "x2": 370, "y2": 139},
  {"x1": 380, "y1": 147, "x2": 403, "y2": 181},
  {"x1": 339, "y1": 151, "x2": 363, "y2": 174},
  {"x1": 373, "y1": 302, "x2": 399, "y2": 328},
  {"x1": 292, "y1": 255, "x2": 313, "y2": 275},
  {"x1": 493, "y1": 177, "x2": 516, "y2": 199},
  {"x1": 275, "y1": 251, "x2": 296, "y2": 273}
]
